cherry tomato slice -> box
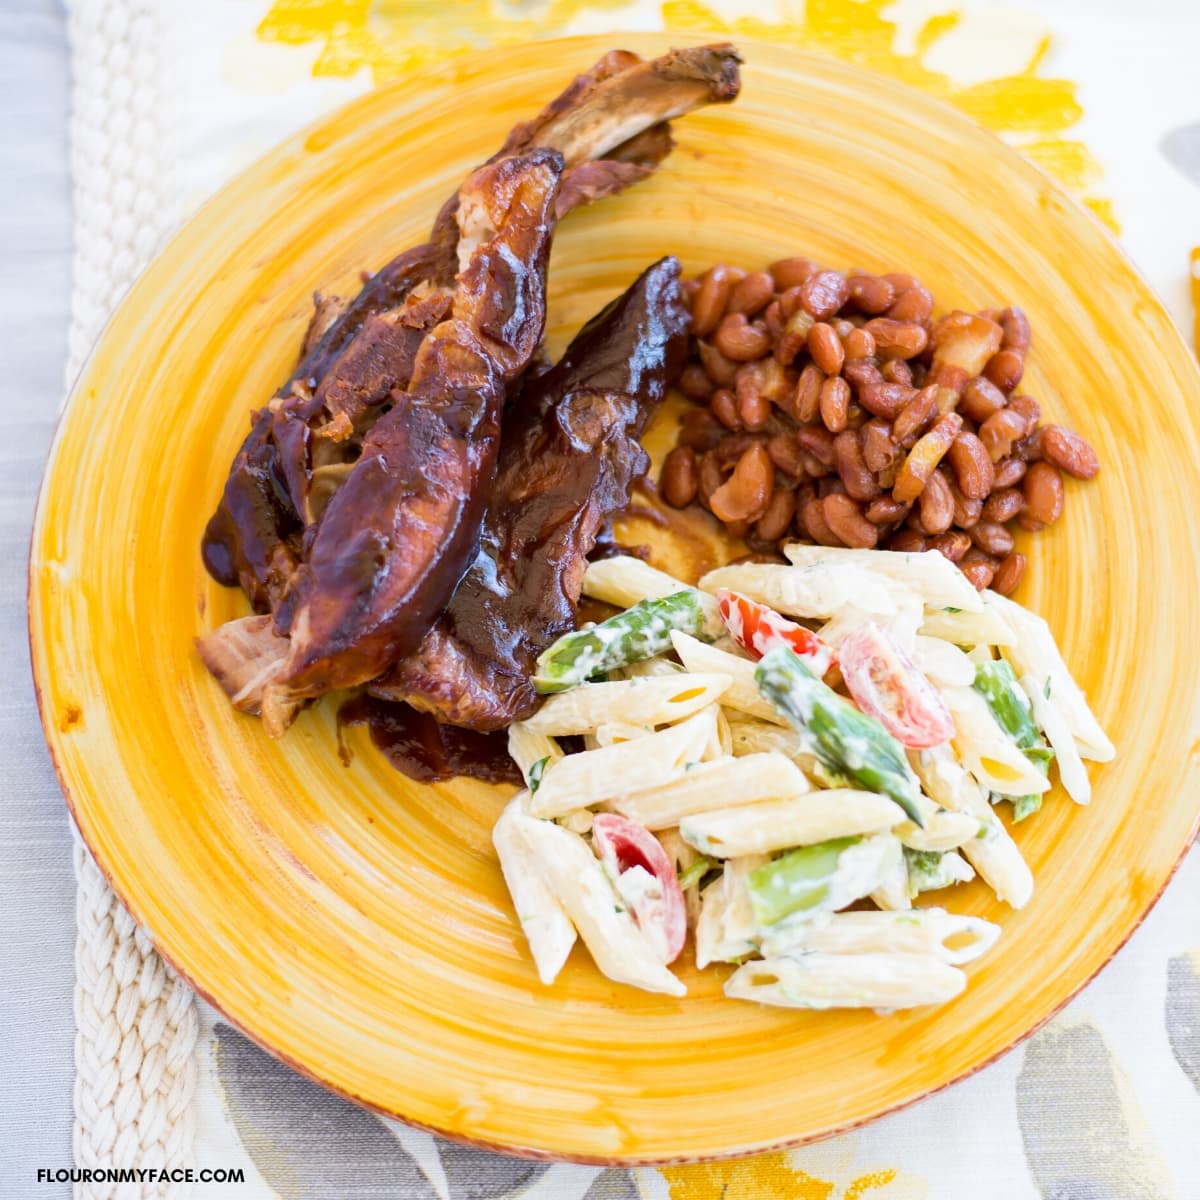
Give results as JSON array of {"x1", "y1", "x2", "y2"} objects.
[
  {"x1": 838, "y1": 622, "x2": 954, "y2": 749},
  {"x1": 716, "y1": 589, "x2": 836, "y2": 676},
  {"x1": 591, "y1": 813, "x2": 687, "y2": 964}
]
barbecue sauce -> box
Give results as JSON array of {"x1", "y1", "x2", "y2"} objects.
[{"x1": 338, "y1": 695, "x2": 523, "y2": 786}]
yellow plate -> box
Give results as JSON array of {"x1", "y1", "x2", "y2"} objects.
[{"x1": 30, "y1": 35, "x2": 1200, "y2": 1163}]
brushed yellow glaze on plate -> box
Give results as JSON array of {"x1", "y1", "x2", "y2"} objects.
[{"x1": 30, "y1": 36, "x2": 1200, "y2": 1163}]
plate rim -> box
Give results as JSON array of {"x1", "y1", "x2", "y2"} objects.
[{"x1": 28, "y1": 32, "x2": 1200, "y2": 1165}]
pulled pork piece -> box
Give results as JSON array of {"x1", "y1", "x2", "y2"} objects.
[
  {"x1": 260, "y1": 150, "x2": 563, "y2": 727},
  {"x1": 300, "y1": 293, "x2": 350, "y2": 360},
  {"x1": 370, "y1": 255, "x2": 689, "y2": 730},
  {"x1": 201, "y1": 44, "x2": 742, "y2": 614},
  {"x1": 195, "y1": 615, "x2": 294, "y2": 719}
]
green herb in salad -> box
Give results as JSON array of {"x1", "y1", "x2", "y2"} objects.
[{"x1": 527, "y1": 755, "x2": 550, "y2": 793}]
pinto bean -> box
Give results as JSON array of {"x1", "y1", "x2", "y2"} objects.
[
  {"x1": 946, "y1": 432, "x2": 995, "y2": 500},
  {"x1": 691, "y1": 264, "x2": 740, "y2": 336},
  {"x1": 833, "y1": 430, "x2": 881, "y2": 501},
  {"x1": 755, "y1": 489, "x2": 797, "y2": 541},
  {"x1": 992, "y1": 552, "x2": 1027, "y2": 595},
  {"x1": 727, "y1": 270, "x2": 775, "y2": 317},
  {"x1": 808, "y1": 322, "x2": 846, "y2": 375},
  {"x1": 661, "y1": 446, "x2": 699, "y2": 507},
  {"x1": 1041, "y1": 425, "x2": 1100, "y2": 479},
  {"x1": 823, "y1": 493, "x2": 878, "y2": 547},
  {"x1": 709, "y1": 443, "x2": 774, "y2": 523}
]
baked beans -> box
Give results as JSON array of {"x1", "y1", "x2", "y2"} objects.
[{"x1": 661, "y1": 257, "x2": 1100, "y2": 589}]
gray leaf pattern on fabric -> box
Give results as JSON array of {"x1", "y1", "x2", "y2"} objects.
[
  {"x1": 1166, "y1": 953, "x2": 1200, "y2": 1091},
  {"x1": 214, "y1": 1023, "x2": 438, "y2": 1199},
  {"x1": 581, "y1": 1167, "x2": 640, "y2": 1199},
  {"x1": 1016, "y1": 1017, "x2": 1176, "y2": 1199},
  {"x1": 1160, "y1": 124, "x2": 1200, "y2": 185},
  {"x1": 436, "y1": 1139, "x2": 550, "y2": 1199}
]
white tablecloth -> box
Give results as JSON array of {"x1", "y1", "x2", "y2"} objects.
[{"x1": 0, "y1": 1, "x2": 78, "y2": 1194}]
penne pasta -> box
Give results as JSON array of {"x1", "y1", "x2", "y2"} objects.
[
  {"x1": 679, "y1": 790, "x2": 905, "y2": 858},
  {"x1": 527, "y1": 705, "x2": 719, "y2": 818},
  {"x1": 725, "y1": 952, "x2": 967, "y2": 1010},
  {"x1": 517, "y1": 817, "x2": 686, "y2": 996},
  {"x1": 522, "y1": 673, "x2": 732, "y2": 736},
  {"x1": 868, "y1": 848, "x2": 913, "y2": 911},
  {"x1": 670, "y1": 631, "x2": 788, "y2": 725},
  {"x1": 984, "y1": 590, "x2": 1115, "y2": 762},
  {"x1": 695, "y1": 856, "x2": 766, "y2": 968},
  {"x1": 895, "y1": 809, "x2": 982, "y2": 852},
  {"x1": 913, "y1": 635, "x2": 977, "y2": 688},
  {"x1": 725, "y1": 717, "x2": 826, "y2": 785},
  {"x1": 910, "y1": 744, "x2": 1034, "y2": 908},
  {"x1": 492, "y1": 801, "x2": 577, "y2": 985},
  {"x1": 586, "y1": 722, "x2": 656, "y2": 750},
  {"x1": 611, "y1": 752, "x2": 811, "y2": 831},
  {"x1": 759, "y1": 908, "x2": 1001, "y2": 965},
  {"x1": 701, "y1": 707, "x2": 730, "y2": 762},
  {"x1": 713, "y1": 709, "x2": 734, "y2": 760},
  {"x1": 782, "y1": 543, "x2": 984, "y2": 613},
  {"x1": 559, "y1": 809, "x2": 594, "y2": 834},
  {"x1": 726, "y1": 715, "x2": 809, "y2": 756},
  {"x1": 582, "y1": 556, "x2": 724, "y2": 638},
  {"x1": 657, "y1": 826, "x2": 701, "y2": 874},
  {"x1": 699, "y1": 562, "x2": 903, "y2": 620},
  {"x1": 618, "y1": 656, "x2": 685, "y2": 679},
  {"x1": 657, "y1": 827, "x2": 707, "y2": 928},
  {"x1": 711, "y1": 635, "x2": 754, "y2": 659},
  {"x1": 920, "y1": 605, "x2": 1015, "y2": 647},
  {"x1": 943, "y1": 685, "x2": 1052, "y2": 797},
  {"x1": 507, "y1": 723, "x2": 563, "y2": 791},
  {"x1": 1021, "y1": 672, "x2": 1091, "y2": 804}
]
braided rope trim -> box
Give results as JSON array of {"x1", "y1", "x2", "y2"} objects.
[
  {"x1": 73, "y1": 843, "x2": 198, "y2": 1199},
  {"x1": 66, "y1": 3, "x2": 197, "y2": 1197}
]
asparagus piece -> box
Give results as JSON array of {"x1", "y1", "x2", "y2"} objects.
[
  {"x1": 532, "y1": 590, "x2": 706, "y2": 693},
  {"x1": 678, "y1": 854, "x2": 719, "y2": 892},
  {"x1": 755, "y1": 646, "x2": 926, "y2": 824},
  {"x1": 746, "y1": 837, "x2": 858, "y2": 926},
  {"x1": 973, "y1": 659, "x2": 1043, "y2": 749},
  {"x1": 745, "y1": 833, "x2": 899, "y2": 926},
  {"x1": 973, "y1": 659, "x2": 1053, "y2": 819}
]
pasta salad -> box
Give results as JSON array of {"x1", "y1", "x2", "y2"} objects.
[{"x1": 494, "y1": 547, "x2": 1114, "y2": 1011}]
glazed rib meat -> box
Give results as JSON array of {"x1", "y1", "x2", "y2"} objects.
[
  {"x1": 200, "y1": 44, "x2": 741, "y2": 614},
  {"x1": 257, "y1": 149, "x2": 564, "y2": 728},
  {"x1": 200, "y1": 240, "x2": 455, "y2": 612},
  {"x1": 369, "y1": 256, "x2": 689, "y2": 730}
]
